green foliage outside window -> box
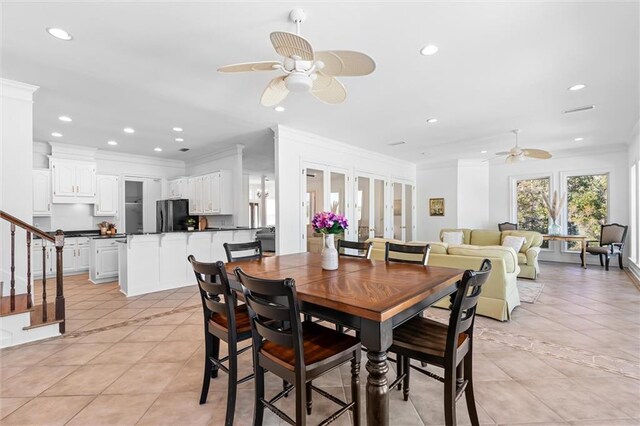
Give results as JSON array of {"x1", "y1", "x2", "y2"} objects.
[
  {"x1": 566, "y1": 174, "x2": 608, "y2": 250},
  {"x1": 516, "y1": 177, "x2": 550, "y2": 248}
]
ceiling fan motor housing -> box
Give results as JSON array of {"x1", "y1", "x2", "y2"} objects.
[{"x1": 285, "y1": 72, "x2": 313, "y2": 92}]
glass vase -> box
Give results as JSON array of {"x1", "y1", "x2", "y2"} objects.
[{"x1": 548, "y1": 220, "x2": 561, "y2": 235}]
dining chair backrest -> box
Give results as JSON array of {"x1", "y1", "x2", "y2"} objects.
[
  {"x1": 447, "y1": 259, "x2": 492, "y2": 355},
  {"x1": 234, "y1": 268, "x2": 305, "y2": 370},
  {"x1": 224, "y1": 240, "x2": 263, "y2": 262},
  {"x1": 498, "y1": 222, "x2": 518, "y2": 231},
  {"x1": 188, "y1": 255, "x2": 237, "y2": 331},
  {"x1": 385, "y1": 242, "x2": 431, "y2": 265},
  {"x1": 600, "y1": 223, "x2": 628, "y2": 245},
  {"x1": 337, "y1": 240, "x2": 372, "y2": 259}
]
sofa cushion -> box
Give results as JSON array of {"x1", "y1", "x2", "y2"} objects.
[
  {"x1": 442, "y1": 231, "x2": 464, "y2": 245},
  {"x1": 502, "y1": 235, "x2": 526, "y2": 253},
  {"x1": 447, "y1": 244, "x2": 518, "y2": 273},
  {"x1": 470, "y1": 230, "x2": 502, "y2": 246},
  {"x1": 501, "y1": 230, "x2": 541, "y2": 253},
  {"x1": 409, "y1": 241, "x2": 448, "y2": 254},
  {"x1": 517, "y1": 252, "x2": 527, "y2": 264},
  {"x1": 439, "y1": 228, "x2": 472, "y2": 245}
]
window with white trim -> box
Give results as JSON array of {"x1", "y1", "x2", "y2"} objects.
[
  {"x1": 514, "y1": 176, "x2": 550, "y2": 248},
  {"x1": 565, "y1": 173, "x2": 609, "y2": 251}
]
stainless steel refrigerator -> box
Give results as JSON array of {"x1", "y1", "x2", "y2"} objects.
[{"x1": 156, "y1": 199, "x2": 192, "y2": 232}]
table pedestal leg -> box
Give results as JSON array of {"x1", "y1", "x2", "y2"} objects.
[
  {"x1": 582, "y1": 240, "x2": 587, "y2": 268},
  {"x1": 366, "y1": 350, "x2": 389, "y2": 426}
]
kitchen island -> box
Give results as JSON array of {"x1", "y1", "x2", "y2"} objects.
[{"x1": 117, "y1": 228, "x2": 257, "y2": 297}]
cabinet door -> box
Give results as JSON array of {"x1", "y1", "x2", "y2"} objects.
[
  {"x1": 187, "y1": 178, "x2": 196, "y2": 214},
  {"x1": 76, "y1": 244, "x2": 90, "y2": 271},
  {"x1": 33, "y1": 243, "x2": 44, "y2": 276},
  {"x1": 62, "y1": 244, "x2": 76, "y2": 273},
  {"x1": 203, "y1": 174, "x2": 213, "y2": 213},
  {"x1": 176, "y1": 178, "x2": 185, "y2": 198},
  {"x1": 194, "y1": 177, "x2": 203, "y2": 214},
  {"x1": 95, "y1": 175, "x2": 119, "y2": 216},
  {"x1": 33, "y1": 170, "x2": 52, "y2": 216},
  {"x1": 76, "y1": 164, "x2": 96, "y2": 197},
  {"x1": 52, "y1": 161, "x2": 76, "y2": 197},
  {"x1": 96, "y1": 247, "x2": 119, "y2": 279},
  {"x1": 210, "y1": 173, "x2": 221, "y2": 213},
  {"x1": 168, "y1": 180, "x2": 177, "y2": 199}
]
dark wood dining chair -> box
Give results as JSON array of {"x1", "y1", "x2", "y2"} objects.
[
  {"x1": 385, "y1": 241, "x2": 431, "y2": 265},
  {"x1": 498, "y1": 222, "x2": 518, "y2": 231},
  {"x1": 188, "y1": 255, "x2": 254, "y2": 426},
  {"x1": 224, "y1": 240, "x2": 263, "y2": 262},
  {"x1": 234, "y1": 267, "x2": 362, "y2": 426},
  {"x1": 581, "y1": 223, "x2": 628, "y2": 271},
  {"x1": 390, "y1": 259, "x2": 492, "y2": 426},
  {"x1": 337, "y1": 239, "x2": 372, "y2": 259}
]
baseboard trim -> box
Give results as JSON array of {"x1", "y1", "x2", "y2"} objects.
[{"x1": 626, "y1": 262, "x2": 640, "y2": 291}]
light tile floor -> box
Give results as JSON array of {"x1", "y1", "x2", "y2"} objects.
[{"x1": 1, "y1": 262, "x2": 638, "y2": 425}]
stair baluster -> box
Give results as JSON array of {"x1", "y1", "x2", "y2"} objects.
[
  {"x1": 42, "y1": 244, "x2": 47, "y2": 322},
  {"x1": 10, "y1": 223, "x2": 16, "y2": 311},
  {"x1": 26, "y1": 232, "x2": 32, "y2": 308},
  {"x1": 54, "y1": 230, "x2": 65, "y2": 333}
]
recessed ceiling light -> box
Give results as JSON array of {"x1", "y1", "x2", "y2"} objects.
[
  {"x1": 426, "y1": 118, "x2": 438, "y2": 124},
  {"x1": 175, "y1": 138, "x2": 184, "y2": 142},
  {"x1": 51, "y1": 132, "x2": 62, "y2": 137},
  {"x1": 58, "y1": 116, "x2": 72, "y2": 122},
  {"x1": 46, "y1": 27, "x2": 73, "y2": 41},
  {"x1": 154, "y1": 147, "x2": 163, "y2": 152},
  {"x1": 574, "y1": 137, "x2": 584, "y2": 141},
  {"x1": 480, "y1": 150, "x2": 488, "y2": 154},
  {"x1": 107, "y1": 140, "x2": 118, "y2": 146},
  {"x1": 568, "y1": 84, "x2": 586, "y2": 91},
  {"x1": 172, "y1": 127, "x2": 183, "y2": 132},
  {"x1": 420, "y1": 45, "x2": 439, "y2": 56},
  {"x1": 274, "y1": 106, "x2": 285, "y2": 112},
  {"x1": 123, "y1": 127, "x2": 135, "y2": 134}
]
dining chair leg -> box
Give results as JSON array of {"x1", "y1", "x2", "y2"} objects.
[
  {"x1": 618, "y1": 253, "x2": 624, "y2": 269},
  {"x1": 283, "y1": 379, "x2": 290, "y2": 397},
  {"x1": 225, "y1": 343, "x2": 238, "y2": 426},
  {"x1": 443, "y1": 360, "x2": 457, "y2": 426},
  {"x1": 306, "y1": 381, "x2": 313, "y2": 415},
  {"x1": 351, "y1": 356, "x2": 361, "y2": 426},
  {"x1": 396, "y1": 355, "x2": 404, "y2": 391},
  {"x1": 599, "y1": 254, "x2": 604, "y2": 266},
  {"x1": 463, "y1": 353, "x2": 480, "y2": 426},
  {"x1": 296, "y1": 376, "x2": 307, "y2": 426},
  {"x1": 253, "y1": 365, "x2": 265, "y2": 426},
  {"x1": 605, "y1": 255, "x2": 610, "y2": 271},
  {"x1": 200, "y1": 333, "x2": 216, "y2": 404},
  {"x1": 402, "y1": 356, "x2": 410, "y2": 402}
]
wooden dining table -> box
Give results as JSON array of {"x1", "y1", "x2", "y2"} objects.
[{"x1": 225, "y1": 252, "x2": 464, "y2": 426}]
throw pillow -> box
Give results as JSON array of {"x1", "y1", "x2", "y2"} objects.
[
  {"x1": 442, "y1": 231, "x2": 464, "y2": 245},
  {"x1": 502, "y1": 235, "x2": 526, "y2": 253}
]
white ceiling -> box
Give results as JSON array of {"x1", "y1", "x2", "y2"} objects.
[{"x1": 1, "y1": 1, "x2": 638, "y2": 164}]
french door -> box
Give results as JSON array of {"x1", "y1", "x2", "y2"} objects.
[
  {"x1": 392, "y1": 181, "x2": 416, "y2": 242},
  {"x1": 354, "y1": 173, "x2": 388, "y2": 242},
  {"x1": 301, "y1": 163, "x2": 350, "y2": 252}
]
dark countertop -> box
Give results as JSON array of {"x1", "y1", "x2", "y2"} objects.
[
  {"x1": 127, "y1": 227, "x2": 261, "y2": 236},
  {"x1": 36, "y1": 227, "x2": 265, "y2": 239},
  {"x1": 35, "y1": 230, "x2": 125, "y2": 239}
]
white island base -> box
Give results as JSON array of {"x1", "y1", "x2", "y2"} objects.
[{"x1": 118, "y1": 229, "x2": 257, "y2": 297}]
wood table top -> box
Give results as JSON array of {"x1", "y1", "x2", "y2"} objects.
[{"x1": 226, "y1": 252, "x2": 464, "y2": 322}]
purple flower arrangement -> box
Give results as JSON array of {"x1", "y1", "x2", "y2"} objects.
[{"x1": 311, "y1": 211, "x2": 349, "y2": 234}]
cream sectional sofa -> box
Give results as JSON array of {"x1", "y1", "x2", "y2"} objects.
[
  {"x1": 366, "y1": 237, "x2": 522, "y2": 321},
  {"x1": 440, "y1": 228, "x2": 543, "y2": 279}
]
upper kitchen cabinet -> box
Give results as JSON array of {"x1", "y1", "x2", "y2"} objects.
[
  {"x1": 167, "y1": 177, "x2": 187, "y2": 199},
  {"x1": 188, "y1": 170, "x2": 233, "y2": 215},
  {"x1": 33, "y1": 169, "x2": 52, "y2": 216},
  {"x1": 50, "y1": 158, "x2": 96, "y2": 203},
  {"x1": 188, "y1": 176, "x2": 203, "y2": 214},
  {"x1": 94, "y1": 175, "x2": 119, "y2": 216}
]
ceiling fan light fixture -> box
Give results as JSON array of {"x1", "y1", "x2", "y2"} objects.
[
  {"x1": 284, "y1": 73, "x2": 313, "y2": 92},
  {"x1": 274, "y1": 106, "x2": 285, "y2": 112}
]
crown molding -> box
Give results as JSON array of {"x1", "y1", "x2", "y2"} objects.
[
  {"x1": 184, "y1": 144, "x2": 241, "y2": 169},
  {"x1": 1, "y1": 78, "x2": 39, "y2": 101}
]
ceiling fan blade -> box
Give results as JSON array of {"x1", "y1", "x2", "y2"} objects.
[
  {"x1": 505, "y1": 155, "x2": 518, "y2": 164},
  {"x1": 494, "y1": 151, "x2": 510, "y2": 156},
  {"x1": 311, "y1": 73, "x2": 347, "y2": 104},
  {"x1": 522, "y1": 149, "x2": 552, "y2": 159},
  {"x1": 218, "y1": 61, "x2": 281, "y2": 73},
  {"x1": 270, "y1": 31, "x2": 314, "y2": 60},
  {"x1": 261, "y1": 76, "x2": 289, "y2": 107},
  {"x1": 315, "y1": 50, "x2": 376, "y2": 76}
]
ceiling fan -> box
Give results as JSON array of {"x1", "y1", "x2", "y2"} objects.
[
  {"x1": 217, "y1": 9, "x2": 376, "y2": 106},
  {"x1": 493, "y1": 129, "x2": 552, "y2": 163}
]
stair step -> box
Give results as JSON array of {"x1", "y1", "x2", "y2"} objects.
[
  {"x1": 24, "y1": 303, "x2": 62, "y2": 330},
  {"x1": 0, "y1": 294, "x2": 34, "y2": 317}
]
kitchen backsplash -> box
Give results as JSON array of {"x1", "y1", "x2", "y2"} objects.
[{"x1": 34, "y1": 204, "x2": 117, "y2": 232}]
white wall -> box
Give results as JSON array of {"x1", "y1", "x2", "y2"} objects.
[
  {"x1": 275, "y1": 125, "x2": 416, "y2": 255},
  {"x1": 627, "y1": 120, "x2": 640, "y2": 279},
  {"x1": 457, "y1": 160, "x2": 490, "y2": 230},
  {"x1": 1, "y1": 79, "x2": 38, "y2": 296},
  {"x1": 489, "y1": 146, "x2": 629, "y2": 264},
  {"x1": 416, "y1": 162, "x2": 458, "y2": 242}
]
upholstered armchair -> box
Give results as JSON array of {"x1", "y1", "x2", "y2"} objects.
[
  {"x1": 581, "y1": 223, "x2": 628, "y2": 270},
  {"x1": 498, "y1": 222, "x2": 518, "y2": 231}
]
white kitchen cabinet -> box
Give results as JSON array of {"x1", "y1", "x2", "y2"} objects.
[
  {"x1": 188, "y1": 176, "x2": 204, "y2": 214},
  {"x1": 90, "y1": 238, "x2": 119, "y2": 284},
  {"x1": 33, "y1": 237, "x2": 90, "y2": 277},
  {"x1": 168, "y1": 177, "x2": 186, "y2": 199},
  {"x1": 50, "y1": 158, "x2": 96, "y2": 203},
  {"x1": 62, "y1": 245, "x2": 76, "y2": 274},
  {"x1": 33, "y1": 169, "x2": 52, "y2": 216},
  {"x1": 203, "y1": 174, "x2": 213, "y2": 214},
  {"x1": 94, "y1": 175, "x2": 119, "y2": 216},
  {"x1": 77, "y1": 240, "x2": 90, "y2": 271},
  {"x1": 32, "y1": 240, "x2": 54, "y2": 277},
  {"x1": 187, "y1": 170, "x2": 233, "y2": 216}
]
